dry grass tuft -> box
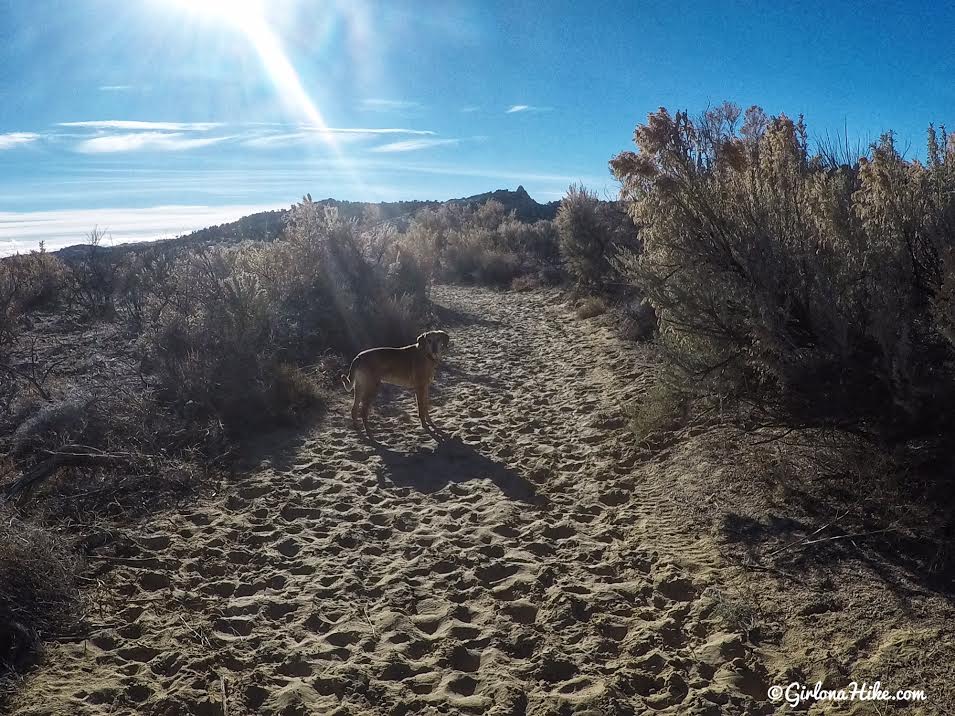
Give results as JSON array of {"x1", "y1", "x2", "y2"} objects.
[
  {"x1": 576, "y1": 296, "x2": 608, "y2": 319},
  {"x1": 0, "y1": 509, "x2": 82, "y2": 690}
]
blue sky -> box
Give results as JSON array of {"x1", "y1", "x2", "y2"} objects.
[{"x1": 1, "y1": 0, "x2": 953, "y2": 252}]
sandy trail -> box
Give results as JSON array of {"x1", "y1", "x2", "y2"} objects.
[{"x1": 14, "y1": 286, "x2": 774, "y2": 715}]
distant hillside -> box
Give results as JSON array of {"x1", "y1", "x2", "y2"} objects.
[
  {"x1": 53, "y1": 187, "x2": 560, "y2": 260},
  {"x1": 448, "y1": 185, "x2": 560, "y2": 222}
]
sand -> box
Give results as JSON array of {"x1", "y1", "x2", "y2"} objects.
[{"x1": 11, "y1": 285, "x2": 776, "y2": 715}]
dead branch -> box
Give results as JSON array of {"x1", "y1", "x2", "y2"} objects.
[{"x1": 1, "y1": 445, "x2": 131, "y2": 499}]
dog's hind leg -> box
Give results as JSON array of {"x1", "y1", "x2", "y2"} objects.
[
  {"x1": 350, "y1": 388, "x2": 361, "y2": 427},
  {"x1": 360, "y1": 381, "x2": 380, "y2": 437}
]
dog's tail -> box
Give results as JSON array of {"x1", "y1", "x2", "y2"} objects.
[{"x1": 341, "y1": 367, "x2": 354, "y2": 392}]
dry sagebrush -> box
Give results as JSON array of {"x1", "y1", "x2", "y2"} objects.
[
  {"x1": 611, "y1": 103, "x2": 955, "y2": 441},
  {"x1": 0, "y1": 509, "x2": 81, "y2": 686}
]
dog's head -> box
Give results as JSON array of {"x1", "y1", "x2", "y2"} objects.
[{"x1": 417, "y1": 330, "x2": 450, "y2": 360}]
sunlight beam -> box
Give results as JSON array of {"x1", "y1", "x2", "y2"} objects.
[{"x1": 163, "y1": 0, "x2": 365, "y2": 189}]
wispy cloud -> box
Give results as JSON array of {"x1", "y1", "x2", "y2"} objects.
[
  {"x1": 305, "y1": 127, "x2": 435, "y2": 136},
  {"x1": 460, "y1": 106, "x2": 481, "y2": 113},
  {"x1": 505, "y1": 104, "x2": 552, "y2": 114},
  {"x1": 243, "y1": 132, "x2": 321, "y2": 149},
  {"x1": 98, "y1": 85, "x2": 134, "y2": 92},
  {"x1": 243, "y1": 127, "x2": 436, "y2": 148},
  {"x1": 75, "y1": 132, "x2": 232, "y2": 154},
  {"x1": 59, "y1": 120, "x2": 222, "y2": 131},
  {"x1": 0, "y1": 132, "x2": 40, "y2": 150},
  {"x1": 370, "y1": 138, "x2": 460, "y2": 153},
  {"x1": 361, "y1": 99, "x2": 422, "y2": 112}
]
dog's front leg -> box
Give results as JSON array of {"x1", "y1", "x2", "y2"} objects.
[
  {"x1": 418, "y1": 387, "x2": 447, "y2": 438},
  {"x1": 415, "y1": 386, "x2": 429, "y2": 429}
]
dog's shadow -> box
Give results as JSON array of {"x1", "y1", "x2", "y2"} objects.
[{"x1": 370, "y1": 435, "x2": 545, "y2": 506}]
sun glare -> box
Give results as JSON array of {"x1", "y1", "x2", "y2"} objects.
[
  {"x1": 167, "y1": 0, "x2": 264, "y2": 31},
  {"x1": 163, "y1": 0, "x2": 334, "y2": 142},
  {"x1": 160, "y1": 0, "x2": 367, "y2": 191}
]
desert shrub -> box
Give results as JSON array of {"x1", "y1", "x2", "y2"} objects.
[
  {"x1": 256, "y1": 198, "x2": 419, "y2": 353},
  {"x1": 1, "y1": 250, "x2": 69, "y2": 313},
  {"x1": 441, "y1": 228, "x2": 522, "y2": 286},
  {"x1": 0, "y1": 509, "x2": 81, "y2": 682},
  {"x1": 408, "y1": 201, "x2": 558, "y2": 287},
  {"x1": 556, "y1": 184, "x2": 637, "y2": 290},
  {"x1": 2, "y1": 381, "x2": 211, "y2": 520},
  {"x1": 9, "y1": 391, "x2": 97, "y2": 458},
  {"x1": 539, "y1": 264, "x2": 564, "y2": 286},
  {"x1": 611, "y1": 103, "x2": 955, "y2": 441},
  {"x1": 385, "y1": 244, "x2": 432, "y2": 310},
  {"x1": 0, "y1": 267, "x2": 18, "y2": 358},
  {"x1": 441, "y1": 230, "x2": 489, "y2": 282},
  {"x1": 617, "y1": 298, "x2": 658, "y2": 342},
  {"x1": 139, "y1": 197, "x2": 431, "y2": 433},
  {"x1": 256, "y1": 363, "x2": 325, "y2": 429},
  {"x1": 370, "y1": 293, "x2": 420, "y2": 347},
  {"x1": 576, "y1": 296, "x2": 608, "y2": 319},
  {"x1": 0, "y1": 250, "x2": 70, "y2": 362},
  {"x1": 511, "y1": 275, "x2": 540, "y2": 292},
  {"x1": 144, "y1": 249, "x2": 323, "y2": 434},
  {"x1": 398, "y1": 225, "x2": 441, "y2": 295},
  {"x1": 115, "y1": 247, "x2": 178, "y2": 332},
  {"x1": 499, "y1": 219, "x2": 561, "y2": 267},
  {"x1": 627, "y1": 381, "x2": 690, "y2": 443},
  {"x1": 68, "y1": 229, "x2": 120, "y2": 319},
  {"x1": 475, "y1": 248, "x2": 522, "y2": 286},
  {"x1": 400, "y1": 203, "x2": 472, "y2": 280}
]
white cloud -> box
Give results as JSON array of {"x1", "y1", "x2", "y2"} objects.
[
  {"x1": 460, "y1": 106, "x2": 481, "y2": 113},
  {"x1": 243, "y1": 127, "x2": 436, "y2": 148},
  {"x1": 0, "y1": 204, "x2": 279, "y2": 256},
  {"x1": 98, "y1": 85, "x2": 134, "y2": 92},
  {"x1": 361, "y1": 99, "x2": 421, "y2": 111},
  {"x1": 75, "y1": 132, "x2": 233, "y2": 154},
  {"x1": 243, "y1": 132, "x2": 316, "y2": 149},
  {"x1": 0, "y1": 132, "x2": 40, "y2": 150},
  {"x1": 505, "y1": 104, "x2": 552, "y2": 114},
  {"x1": 370, "y1": 138, "x2": 460, "y2": 153},
  {"x1": 59, "y1": 120, "x2": 222, "y2": 131},
  {"x1": 321, "y1": 127, "x2": 434, "y2": 135}
]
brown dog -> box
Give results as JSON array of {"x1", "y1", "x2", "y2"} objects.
[{"x1": 341, "y1": 330, "x2": 450, "y2": 435}]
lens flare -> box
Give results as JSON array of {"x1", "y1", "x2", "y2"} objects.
[{"x1": 163, "y1": 0, "x2": 359, "y2": 172}]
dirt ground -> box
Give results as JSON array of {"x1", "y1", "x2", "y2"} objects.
[{"x1": 10, "y1": 285, "x2": 954, "y2": 715}]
